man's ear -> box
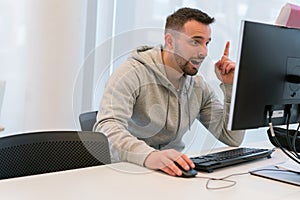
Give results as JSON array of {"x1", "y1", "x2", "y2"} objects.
[{"x1": 164, "y1": 33, "x2": 174, "y2": 50}]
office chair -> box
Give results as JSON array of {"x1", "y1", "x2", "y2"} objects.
[
  {"x1": 0, "y1": 130, "x2": 111, "y2": 180},
  {"x1": 79, "y1": 111, "x2": 98, "y2": 131}
]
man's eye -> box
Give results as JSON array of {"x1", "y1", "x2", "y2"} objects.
[{"x1": 191, "y1": 40, "x2": 200, "y2": 46}]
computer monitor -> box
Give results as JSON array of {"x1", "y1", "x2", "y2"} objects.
[{"x1": 228, "y1": 20, "x2": 300, "y2": 131}]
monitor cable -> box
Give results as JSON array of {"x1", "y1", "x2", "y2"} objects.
[
  {"x1": 292, "y1": 124, "x2": 300, "y2": 157},
  {"x1": 268, "y1": 110, "x2": 300, "y2": 164},
  {"x1": 284, "y1": 107, "x2": 300, "y2": 159}
]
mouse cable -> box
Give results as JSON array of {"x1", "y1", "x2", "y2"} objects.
[{"x1": 195, "y1": 171, "x2": 249, "y2": 190}]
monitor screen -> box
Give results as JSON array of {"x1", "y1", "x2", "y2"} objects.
[{"x1": 228, "y1": 20, "x2": 300, "y2": 131}]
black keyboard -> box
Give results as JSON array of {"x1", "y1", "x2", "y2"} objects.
[{"x1": 190, "y1": 147, "x2": 274, "y2": 173}]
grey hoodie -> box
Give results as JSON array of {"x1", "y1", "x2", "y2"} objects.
[{"x1": 95, "y1": 45, "x2": 245, "y2": 166}]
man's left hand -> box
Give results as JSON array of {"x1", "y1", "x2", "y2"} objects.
[{"x1": 215, "y1": 41, "x2": 235, "y2": 84}]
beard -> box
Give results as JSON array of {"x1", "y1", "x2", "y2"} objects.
[{"x1": 174, "y1": 53, "x2": 199, "y2": 76}]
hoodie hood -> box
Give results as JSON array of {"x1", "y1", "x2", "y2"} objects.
[{"x1": 129, "y1": 45, "x2": 172, "y2": 90}]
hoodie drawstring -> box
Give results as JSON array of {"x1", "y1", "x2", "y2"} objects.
[
  {"x1": 165, "y1": 84, "x2": 171, "y2": 129},
  {"x1": 165, "y1": 83, "x2": 191, "y2": 131},
  {"x1": 185, "y1": 84, "x2": 191, "y2": 130}
]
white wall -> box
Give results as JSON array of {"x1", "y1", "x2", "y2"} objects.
[{"x1": 0, "y1": 0, "x2": 87, "y2": 135}]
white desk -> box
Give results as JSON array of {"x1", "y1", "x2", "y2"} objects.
[{"x1": 0, "y1": 148, "x2": 299, "y2": 200}]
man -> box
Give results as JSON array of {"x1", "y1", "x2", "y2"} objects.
[{"x1": 95, "y1": 7, "x2": 245, "y2": 176}]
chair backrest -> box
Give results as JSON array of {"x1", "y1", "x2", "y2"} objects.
[
  {"x1": 79, "y1": 111, "x2": 98, "y2": 131},
  {"x1": 0, "y1": 130, "x2": 111, "y2": 180}
]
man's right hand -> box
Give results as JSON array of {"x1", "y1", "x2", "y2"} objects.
[{"x1": 143, "y1": 149, "x2": 195, "y2": 176}]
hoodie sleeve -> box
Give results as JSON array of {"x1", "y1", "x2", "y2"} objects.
[
  {"x1": 198, "y1": 82, "x2": 245, "y2": 146},
  {"x1": 94, "y1": 63, "x2": 156, "y2": 166}
]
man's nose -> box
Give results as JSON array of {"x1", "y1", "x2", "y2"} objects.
[{"x1": 198, "y1": 45, "x2": 207, "y2": 57}]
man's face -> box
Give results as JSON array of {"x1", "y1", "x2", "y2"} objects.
[{"x1": 172, "y1": 20, "x2": 211, "y2": 76}]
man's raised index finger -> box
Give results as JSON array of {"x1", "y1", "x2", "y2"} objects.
[{"x1": 223, "y1": 41, "x2": 230, "y2": 56}]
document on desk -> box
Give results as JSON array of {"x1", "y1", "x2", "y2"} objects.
[{"x1": 250, "y1": 163, "x2": 300, "y2": 187}]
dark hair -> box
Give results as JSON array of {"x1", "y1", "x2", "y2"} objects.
[{"x1": 165, "y1": 7, "x2": 215, "y2": 33}]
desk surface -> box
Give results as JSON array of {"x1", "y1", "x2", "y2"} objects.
[{"x1": 0, "y1": 147, "x2": 299, "y2": 200}]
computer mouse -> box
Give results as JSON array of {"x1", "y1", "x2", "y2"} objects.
[{"x1": 174, "y1": 162, "x2": 198, "y2": 178}]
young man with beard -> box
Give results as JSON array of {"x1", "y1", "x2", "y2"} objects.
[{"x1": 95, "y1": 7, "x2": 245, "y2": 176}]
